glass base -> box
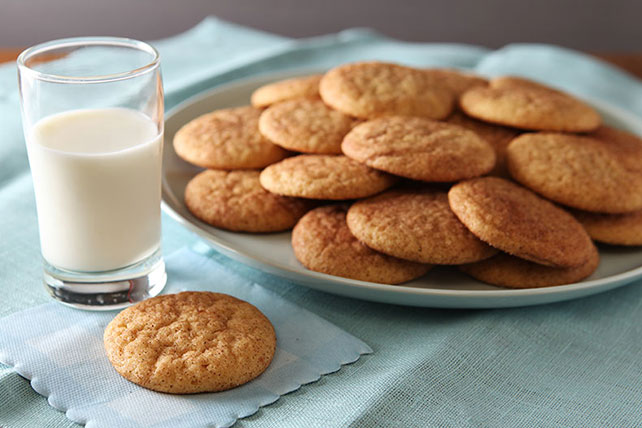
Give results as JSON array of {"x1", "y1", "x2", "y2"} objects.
[{"x1": 43, "y1": 249, "x2": 167, "y2": 311}]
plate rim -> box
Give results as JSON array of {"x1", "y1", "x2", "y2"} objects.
[{"x1": 161, "y1": 68, "x2": 642, "y2": 306}]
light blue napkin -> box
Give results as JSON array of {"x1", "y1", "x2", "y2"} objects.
[
  {"x1": 0, "y1": 243, "x2": 371, "y2": 428},
  {"x1": 3, "y1": 17, "x2": 642, "y2": 428}
]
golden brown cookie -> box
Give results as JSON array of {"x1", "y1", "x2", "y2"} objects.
[
  {"x1": 448, "y1": 177, "x2": 595, "y2": 268},
  {"x1": 319, "y1": 61, "x2": 454, "y2": 119},
  {"x1": 459, "y1": 244, "x2": 599, "y2": 288},
  {"x1": 590, "y1": 125, "x2": 642, "y2": 173},
  {"x1": 173, "y1": 106, "x2": 288, "y2": 169},
  {"x1": 259, "y1": 155, "x2": 396, "y2": 200},
  {"x1": 341, "y1": 116, "x2": 496, "y2": 182},
  {"x1": 258, "y1": 99, "x2": 356, "y2": 154},
  {"x1": 490, "y1": 75, "x2": 564, "y2": 93},
  {"x1": 346, "y1": 189, "x2": 497, "y2": 264},
  {"x1": 104, "y1": 291, "x2": 276, "y2": 394},
  {"x1": 292, "y1": 205, "x2": 431, "y2": 283},
  {"x1": 446, "y1": 111, "x2": 519, "y2": 177},
  {"x1": 459, "y1": 77, "x2": 601, "y2": 132},
  {"x1": 251, "y1": 74, "x2": 322, "y2": 108},
  {"x1": 185, "y1": 169, "x2": 312, "y2": 232},
  {"x1": 506, "y1": 133, "x2": 642, "y2": 213},
  {"x1": 573, "y1": 209, "x2": 642, "y2": 246},
  {"x1": 423, "y1": 68, "x2": 488, "y2": 96}
]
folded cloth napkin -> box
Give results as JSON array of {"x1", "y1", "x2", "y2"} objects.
[
  {"x1": 0, "y1": 243, "x2": 371, "y2": 428},
  {"x1": 2, "y1": 17, "x2": 642, "y2": 428}
]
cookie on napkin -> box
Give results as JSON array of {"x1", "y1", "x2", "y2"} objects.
[{"x1": 104, "y1": 291, "x2": 276, "y2": 394}]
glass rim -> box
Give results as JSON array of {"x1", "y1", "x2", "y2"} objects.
[{"x1": 17, "y1": 36, "x2": 160, "y2": 84}]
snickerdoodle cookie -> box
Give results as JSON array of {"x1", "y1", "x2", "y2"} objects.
[
  {"x1": 346, "y1": 189, "x2": 497, "y2": 264},
  {"x1": 341, "y1": 116, "x2": 495, "y2": 182},
  {"x1": 459, "y1": 76, "x2": 601, "y2": 132},
  {"x1": 259, "y1": 99, "x2": 355, "y2": 154},
  {"x1": 573, "y1": 209, "x2": 642, "y2": 246},
  {"x1": 104, "y1": 291, "x2": 276, "y2": 394},
  {"x1": 459, "y1": 244, "x2": 599, "y2": 288},
  {"x1": 448, "y1": 177, "x2": 595, "y2": 268},
  {"x1": 173, "y1": 106, "x2": 288, "y2": 169},
  {"x1": 251, "y1": 74, "x2": 322, "y2": 108},
  {"x1": 319, "y1": 61, "x2": 454, "y2": 119},
  {"x1": 260, "y1": 155, "x2": 396, "y2": 200},
  {"x1": 185, "y1": 169, "x2": 312, "y2": 232},
  {"x1": 506, "y1": 133, "x2": 642, "y2": 213},
  {"x1": 292, "y1": 205, "x2": 431, "y2": 283}
]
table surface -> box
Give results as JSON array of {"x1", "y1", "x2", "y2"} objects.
[{"x1": 3, "y1": 47, "x2": 642, "y2": 78}]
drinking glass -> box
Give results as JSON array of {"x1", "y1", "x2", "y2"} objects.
[{"x1": 17, "y1": 37, "x2": 167, "y2": 310}]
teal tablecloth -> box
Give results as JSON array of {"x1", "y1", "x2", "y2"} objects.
[{"x1": 2, "y1": 17, "x2": 642, "y2": 428}]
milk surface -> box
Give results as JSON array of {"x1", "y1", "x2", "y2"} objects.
[{"x1": 27, "y1": 108, "x2": 162, "y2": 272}]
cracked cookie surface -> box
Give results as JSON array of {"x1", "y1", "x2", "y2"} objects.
[
  {"x1": 173, "y1": 106, "x2": 288, "y2": 169},
  {"x1": 185, "y1": 169, "x2": 312, "y2": 232},
  {"x1": 104, "y1": 291, "x2": 276, "y2": 394},
  {"x1": 259, "y1": 99, "x2": 355, "y2": 154},
  {"x1": 347, "y1": 189, "x2": 497, "y2": 264},
  {"x1": 320, "y1": 62, "x2": 454, "y2": 119},
  {"x1": 448, "y1": 177, "x2": 594, "y2": 268},
  {"x1": 260, "y1": 155, "x2": 396, "y2": 200},
  {"x1": 292, "y1": 205, "x2": 431, "y2": 284},
  {"x1": 459, "y1": 77, "x2": 601, "y2": 132},
  {"x1": 342, "y1": 116, "x2": 495, "y2": 182}
]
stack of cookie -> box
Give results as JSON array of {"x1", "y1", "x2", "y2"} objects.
[{"x1": 175, "y1": 61, "x2": 642, "y2": 289}]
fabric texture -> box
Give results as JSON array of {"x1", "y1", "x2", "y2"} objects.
[{"x1": 1, "y1": 17, "x2": 642, "y2": 428}]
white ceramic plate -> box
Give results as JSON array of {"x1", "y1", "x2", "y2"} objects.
[{"x1": 162, "y1": 70, "x2": 642, "y2": 308}]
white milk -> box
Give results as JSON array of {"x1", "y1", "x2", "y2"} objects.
[{"x1": 26, "y1": 108, "x2": 163, "y2": 272}]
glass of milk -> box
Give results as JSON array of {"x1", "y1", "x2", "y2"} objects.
[{"x1": 17, "y1": 37, "x2": 166, "y2": 310}]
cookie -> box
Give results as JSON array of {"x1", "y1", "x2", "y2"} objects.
[
  {"x1": 319, "y1": 61, "x2": 454, "y2": 119},
  {"x1": 104, "y1": 291, "x2": 276, "y2": 394},
  {"x1": 490, "y1": 75, "x2": 564, "y2": 93},
  {"x1": 446, "y1": 111, "x2": 519, "y2": 177},
  {"x1": 292, "y1": 205, "x2": 431, "y2": 284},
  {"x1": 448, "y1": 177, "x2": 595, "y2": 268},
  {"x1": 185, "y1": 169, "x2": 312, "y2": 232},
  {"x1": 459, "y1": 244, "x2": 599, "y2": 288},
  {"x1": 251, "y1": 74, "x2": 322, "y2": 108},
  {"x1": 260, "y1": 155, "x2": 396, "y2": 200},
  {"x1": 506, "y1": 133, "x2": 642, "y2": 213},
  {"x1": 423, "y1": 68, "x2": 488, "y2": 96},
  {"x1": 258, "y1": 99, "x2": 355, "y2": 154},
  {"x1": 590, "y1": 125, "x2": 642, "y2": 173},
  {"x1": 173, "y1": 106, "x2": 288, "y2": 169},
  {"x1": 459, "y1": 77, "x2": 601, "y2": 132},
  {"x1": 346, "y1": 189, "x2": 497, "y2": 264},
  {"x1": 573, "y1": 209, "x2": 642, "y2": 246},
  {"x1": 341, "y1": 116, "x2": 496, "y2": 182}
]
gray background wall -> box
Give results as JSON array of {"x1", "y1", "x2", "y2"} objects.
[{"x1": 1, "y1": 0, "x2": 640, "y2": 51}]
